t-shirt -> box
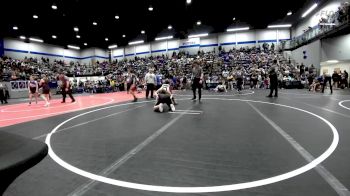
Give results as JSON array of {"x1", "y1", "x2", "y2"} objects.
[
  {"x1": 60, "y1": 76, "x2": 70, "y2": 88},
  {"x1": 156, "y1": 74, "x2": 162, "y2": 85},
  {"x1": 192, "y1": 66, "x2": 203, "y2": 79},
  {"x1": 145, "y1": 73, "x2": 156, "y2": 84}
]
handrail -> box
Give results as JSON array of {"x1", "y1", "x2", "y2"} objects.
[{"x1": 283, "y1": 17, "x2": 349, "y2": 51}]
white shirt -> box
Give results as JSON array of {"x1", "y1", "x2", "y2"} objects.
[
  {"x1": 222, "y1": 71, "x2": 229, "y2": 78},
  {"x1": 145, "y1": 73, "x2": 156, "y2": 84}
]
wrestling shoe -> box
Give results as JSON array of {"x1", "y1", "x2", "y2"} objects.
[
  {"x1": 159, "y1": 103, "x2": 164, "y2": 113},
  {"x1": 170, "y1": 104, "x2": 175, "y2": 112}
]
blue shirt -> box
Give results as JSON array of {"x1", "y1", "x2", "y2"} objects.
[{"x1": 156, "y1": 74, "x2": 162, "y2": 85}]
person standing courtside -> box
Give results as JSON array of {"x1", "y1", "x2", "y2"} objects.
[
  {"x1": 322, "y1": 71, "x2": 333, "y2": 94},
  {"x1": 267, "y1": 67, "x2": 278, "y2": 97},
  {"x1": 0, "y1": 80, "x2": 8, "y2": 104},
  {"x1": 144, "y1": 68, "x2": 156, "y2": 99},
  {"x1": 59, "y1": 73, "x2": 75, "y2": 103},
  {"x1": 191, "y1": 61, "x2": 203, "y2": 102}
]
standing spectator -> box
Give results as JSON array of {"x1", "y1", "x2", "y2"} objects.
[
  {"x1": 235, "y1": 68, "x2": 243, "y2": 92},
  {"x1": 227, "y1": 72, "x2": 234, "y2": 90},
  {"x1": 344, "y1": 70, "x2": 349, "y2": 88},
  {"x1": 0, "y1": 80, "x2": 8, "y2": 104},
  {"x1": 322, "y1": 71, "x2": 333, "y2": 94},
  {"x1": 267, "y1": 67, "x2": 278, "y2": 97},
  {"x1": 191, "y1": 61, "x2": 203, "y2": 102},
  {"x1": 332, "y1": 71, "x2": 339, "y2": 89},
  {"x1": 59, "y1": 73, "x2": 75, "y2": 103},
  {"x1": 156, "y1": 71, "x2": 163, "y2": 90},
  {"x1": 144, "y1": 68, "x2": 156, "y2": 99},
  {"x1": 4, "y1": 83, "x2": 9, "y2": 100},
  {"x1": 222, "y1": 69, "x2": 229, "y2": 85}
]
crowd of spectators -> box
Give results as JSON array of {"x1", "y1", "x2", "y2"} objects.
[{"x1": 2, "y1": 44, "x2": 348, "y2": 95}]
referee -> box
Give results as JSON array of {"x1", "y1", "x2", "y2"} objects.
[
  {"x1": 191, "y1": 61, "x2": 203, "y2": 102},
  {"x1": 144, "y1": 68, "x2": 156, "y2": 99}
]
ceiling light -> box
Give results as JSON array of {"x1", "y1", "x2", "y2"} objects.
[
  {"x1": 67, "y1": 45, "x2": 80, "y2": 50},
  {"x1": 76, "y1": 35, "x2": 81, "y2": 39},
  {"x1": 105, "y1": 38, "x2": 109, "y2": 41},
  {"x1": 29, "y1": 38, "x2": 44, "y2": 43},
  {"x1": 52, "y1": 35, "x2": 57, "y2": 39},
  {"x1": 302, "y1": 3, "x2": 318, "y2": 18},
  {"x1": 33, "y1": 15, "x2": 38, "y2": 19},
  {"x1": 20, "y1": 36, "x2": 26, "y2": 40},
  {"x1": 108, "y1": 45, "x2": 118, "y2": 49},
  {"x1": 168, "y1": 25, "x2": 172, "y2": 30},
  {"x1": 326, "y1": 60, "x2": 339, "y2": 63},
  {"x1": 268, "y1": 24, "x2": 292, "y2": 28},
  {"x1": 129, "y1": 40, "x2": 144, "y2": 45},
  {"x1": 141, "y1": 30, "x2": 145, "y2": 34},
  {"x1": 148, "y1": 6, "x2": 153, "y2": 11},
  {"x1": 115, "y1": 15, "x2": 120, "y2": 19},
  {"x1": 196, "y1": 21, "x2": 201, "y2": 25},
  {"x1": 186, "y1": 0, "x2": 192, "y2": 4},
  {"x1": 84, "y1": 43, "x2": 88, "y2": 46},
  {"x1": 122, "y1": 34, "x2": 126, "y2": 38},
  {"x1": 188, "y1": 33, "x2": 208, "y2": 38},
  {"x1": 93, "y1": 22, "x2": 97, "y2": 26},
  {"x1": 155, "y1": 36, "x2": 174, "y2": 41},
  {"x1": 51, "y1": 5, "x2": 57, "y2": 10},
  {"x1": 13, "y1": 26, "x2": 18, "y2": 30},
  {"x1": 233, "y1": 17, "x2": 236, "y2": 21},
  {"x1": 74, "y1": 27, "x2": 79, "y2": 32},
  {"x1": 227, "y1": 27, "x2": 250, "y2": 32},
  {"x1": 287, "y1": 11, "x2": 292, "y2": 16}
]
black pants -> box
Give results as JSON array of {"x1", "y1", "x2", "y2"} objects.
[
  {"x1": 146, "y1": 84, "x2": 154, "y2": 98},
  {"x1": 5, "y1": 90, "x2": 10, "y2": 99},
  {"x1": 269, "y1": 84, "x2": 278, "y2": 96},
  {"x1": 237, "y1": 78, "x2": 243, "y2": 91},
  {"x1": 62, "y1": 89, "x2": 75, "y2": 102},
  {"x1": 322, "y1": 77, "x2": 333, "y2": 93},
  {"x1": 192, "y1": 78, "x2": 202, "y2": 100},
  {"x1": 0, "y1": 90, "x2": 7, "y2": 104},
  {"x1": 345, "y1": 78, "x2": 349, "y2": 88}
]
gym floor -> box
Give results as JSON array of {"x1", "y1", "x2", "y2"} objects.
[{"x1": 1, "y1": 89, "x2": 350, "y2": 196}]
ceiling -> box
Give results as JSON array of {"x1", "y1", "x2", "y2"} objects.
[{"x1": 0, "y1": 0, "x2": 320, "y2": 49}]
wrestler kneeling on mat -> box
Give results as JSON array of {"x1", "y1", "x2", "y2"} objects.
[{"x1": 153, "y1": 81, "x2": 176, "y2": 113}]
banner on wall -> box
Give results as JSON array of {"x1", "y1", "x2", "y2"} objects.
[
  {"x1": 310, "y1": 1, "x2": 342, "y2": 27},
  {"x1": 10, "y1": 81, "x2": 28, "y2": 91},
  {"x1": 181, "y1": 38, "x2": 200, "y2": 46}
]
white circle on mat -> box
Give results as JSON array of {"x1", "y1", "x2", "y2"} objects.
[
  {"x1": 46, "y1": 98, "x2": 339, "y2": 193},
  {"x1": 339, "y1": 100, "x2": 350, "y2": 111}
]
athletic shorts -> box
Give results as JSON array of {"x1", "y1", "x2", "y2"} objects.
[
  {"x1": 29, "y1": 87, "x2": 36, "y2": 94},
  {"x1": 42, "y1": 87, "x2": 50, "y2": 94}
]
